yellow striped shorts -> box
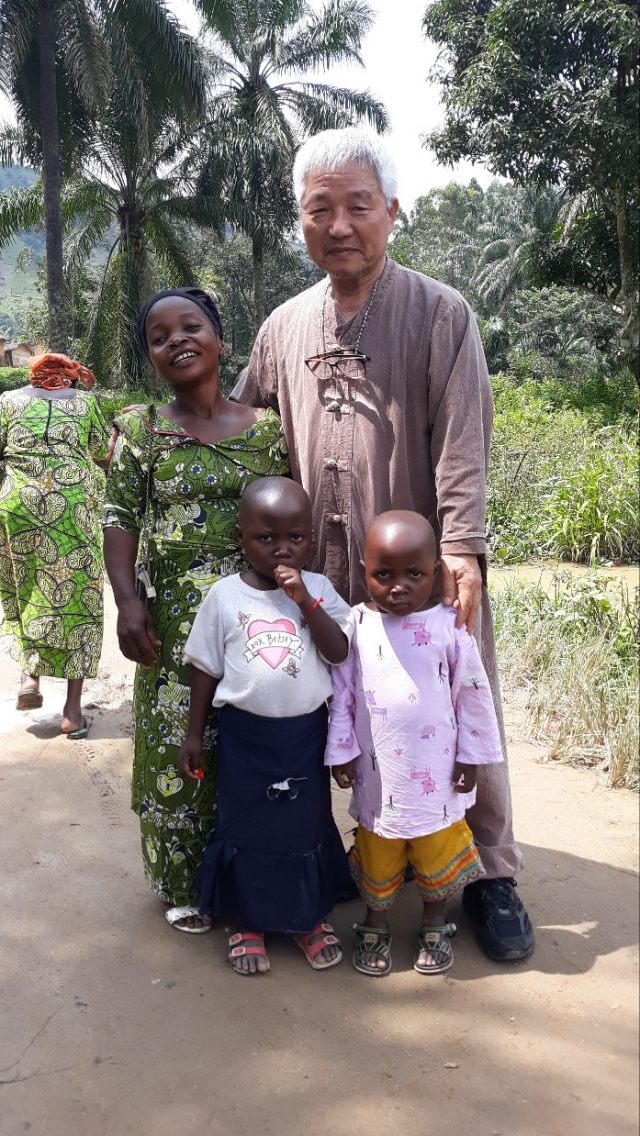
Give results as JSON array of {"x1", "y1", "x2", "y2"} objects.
[{"x1": 349, "y1": 818, "x2": 485, "y2": 910}]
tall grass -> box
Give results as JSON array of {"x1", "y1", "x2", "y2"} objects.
[
  {"x1": 488, "y1": 377, "x2": 639, "y2": 564},
  {"x1": 491, "y1": 573, "x2": 639, "y2": 789}
]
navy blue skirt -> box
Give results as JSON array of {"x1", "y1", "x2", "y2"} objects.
[{"x1": 197, "y1": 704, "x2": 355, "y2": 934}]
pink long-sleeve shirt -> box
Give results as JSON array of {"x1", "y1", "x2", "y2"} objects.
[{"x1": 326, "y1": 604, "x2": 504, "y2": 840}]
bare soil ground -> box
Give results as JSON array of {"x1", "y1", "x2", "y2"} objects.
[{"x1": 0, "y1": 588, "x2": 638, "y2": 1136}]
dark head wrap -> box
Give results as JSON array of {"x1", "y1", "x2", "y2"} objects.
[{"x1": 136, "y1": 287, "x2": 224, "y2": 359}]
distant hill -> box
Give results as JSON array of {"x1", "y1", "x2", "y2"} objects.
[
  {"x1": 0, "y1": 165, "x2": 38, "y2": 193},
  {"x1": 0, "y1": 166, "x2": 42, "y2": 337}
]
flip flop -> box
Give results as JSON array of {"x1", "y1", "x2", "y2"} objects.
[
  {"x1": 16, "y1": 688, "x2": 43, "y2": 711},
  {"x1": 64, "y1": 716, "x2": 92, "y2": 740},
  {"x1": 165, "y1": 906, "x2": 212, "y2": 934}
]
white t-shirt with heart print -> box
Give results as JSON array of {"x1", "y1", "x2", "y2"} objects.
[{"x1": 183, "y1": 572, "x2": 353, "y2": 718}]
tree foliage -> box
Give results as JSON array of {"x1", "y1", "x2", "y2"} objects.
[
  {"x1": 0, "y1": 0, "x2": 205, "y2": 350},
  {"x1": 390, "y1": 179, "x2": 559, "y2": 310},
  {"x1": 422, "y1": 0, "x2": 640, "y2": 373},
  {"x1": 389, "y1": 179, "x2": 624, "y2": 380},
  {"x1": 0, "y1": 96, "x2": 227, "y2": 388},
  {"x1": 193, "y1": 0, "x2": 389, "y2": 328},
  {"x1": 192, "y1": 229, "x2": 321, "y2": 391}
]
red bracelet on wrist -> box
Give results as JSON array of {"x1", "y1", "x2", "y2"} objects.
[{"x1": 300, "y1": 595, "x2": 324, "y2": 616}]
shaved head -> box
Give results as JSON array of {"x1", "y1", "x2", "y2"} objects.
[
  {"x1": 362, "y1": 511, "x2": 438, "y2": 615},
  {"x1": 364, "y1": 511, "x2": 436, "y2": 559},
  {"x1": 239, "y1": 477, "x2": 312, "y2": 527}
]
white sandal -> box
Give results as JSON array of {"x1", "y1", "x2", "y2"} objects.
[{"x1": 165, "y1": 906, "x2": 212, "y2": 934}]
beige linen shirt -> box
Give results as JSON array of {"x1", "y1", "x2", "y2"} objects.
[{"x1": 233, "y1": 257, "x2": 492, "y2": 605}]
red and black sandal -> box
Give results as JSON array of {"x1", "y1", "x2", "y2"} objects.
[
  {"x1": 228, "y1": 931, "x2": 270, "y2": 975},
  {"x1": 293, "y1": 922, "x2": 343, "y2": 970}
]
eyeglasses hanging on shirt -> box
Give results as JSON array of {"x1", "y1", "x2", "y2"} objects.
[
  {"x1": 307, "y1": 270, "x2": 383, "y2": 384},
  {"x1": 305, "y1": 347, "x2": 369, "y2": 383}
]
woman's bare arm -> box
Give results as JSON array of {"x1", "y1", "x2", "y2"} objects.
[{"x1": 103, "y1": 527, "x2": 161, "y2": 666}]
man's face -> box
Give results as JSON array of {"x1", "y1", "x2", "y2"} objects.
[{"x1": 300, "y1": 162, "x2": 399, "y2": 281}]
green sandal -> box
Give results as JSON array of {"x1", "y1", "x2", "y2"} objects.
[
  {"x1": 414, "y1": 922, "x2": 457, "y2": 974},
  {"x1": 352, "y1": 922, "x2": 392, "y2": 977}
]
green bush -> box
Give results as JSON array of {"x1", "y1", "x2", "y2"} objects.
[
  {"x1": 488, "y1": 376, "x2": 639, "y2": 564},
  {"x1": 94, "y1": 388, "x2": 154, "y2": 425},
  {"x1": 491, "y1": 573, "x2": 639, "y2": 789},
  {"x1": 536, "y1": 368, "x2": 639, "y2": 425},
  {"x1": 0, "y1": 367, "x2": 29, "y2": 392}
]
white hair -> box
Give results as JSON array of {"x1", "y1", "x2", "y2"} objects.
[{"x1": 293, "y1": 127, "x2": 398, "y2": 208}]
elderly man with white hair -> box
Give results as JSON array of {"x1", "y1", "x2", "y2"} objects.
[{"x1": 232, "y1": 127, "x2": 534, "y2": 963}]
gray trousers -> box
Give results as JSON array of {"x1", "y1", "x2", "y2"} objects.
[{"x1": 468, "y1": 588, "x2": 525, "y2": 879}]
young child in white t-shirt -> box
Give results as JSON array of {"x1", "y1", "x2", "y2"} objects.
[{"x1": 178, "y1": 476, "x2": 354, "y2": 976}]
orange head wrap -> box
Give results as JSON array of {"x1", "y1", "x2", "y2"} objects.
[{"x1": 29, "y1": 353, "x2": 96, "y2": 391}]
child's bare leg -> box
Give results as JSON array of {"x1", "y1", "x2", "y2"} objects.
[{"x1": 417, "y1": 898, "x2": 448, "y2": 970}]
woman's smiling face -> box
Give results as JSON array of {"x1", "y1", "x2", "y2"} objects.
[{"x1": 144, "y1": 296, "x2": 224, "y2": 388}]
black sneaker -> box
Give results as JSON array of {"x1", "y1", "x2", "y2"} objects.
[{"x1": 463, "y1": 877, "x2": 535, "y2": 961}]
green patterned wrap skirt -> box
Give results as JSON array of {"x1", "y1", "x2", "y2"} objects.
[
  {"x1": 103, "y1": 406, "x2": 289, "y2": 907},
  {"x1": 0, "y1": 389, "x2": 109, "y2": 678}
]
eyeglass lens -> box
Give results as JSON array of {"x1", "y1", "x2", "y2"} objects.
[{"x1": 306, "y1": 354, "x2": 367, "y2": 382}]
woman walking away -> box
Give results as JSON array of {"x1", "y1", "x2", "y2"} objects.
[
  {"x1": 0, "y1": 352, "x2": 110, "y2": 737},
  {"x1": 103, "y1": 288, "x2": 288, "y2": 934}
]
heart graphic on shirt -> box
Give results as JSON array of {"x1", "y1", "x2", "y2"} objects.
[{"x1": 247, "y1": 618, "x2": 297, "y2": 669}]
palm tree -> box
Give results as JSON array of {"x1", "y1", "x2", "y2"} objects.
[
  {"x1": 472, "y1": 184, "x2": 562, "y2": 311},
  {"x1": 390, "y1": 181, "x2": 485, "y2": 299},
  {"x1": 0, "y1": 0, "x2": 205, "y2": 351},
  {"x1": 0, "y1": 95, "x2": 225, "y2": 389},
  {"x1": 195, "y1": 0, "x2": 389, "y2": 329}
]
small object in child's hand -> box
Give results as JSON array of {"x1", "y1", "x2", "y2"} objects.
[
  {"x1": 195, "y1": 769, "x2": 205, "y2": 780},
  {"x1": 340, "y1": 772, "x2": 351, "y2": 784}
]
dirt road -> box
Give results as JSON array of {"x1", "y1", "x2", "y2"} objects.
[{"x1": 1, "y1": 589, "x2": 638, "y2": 1136}]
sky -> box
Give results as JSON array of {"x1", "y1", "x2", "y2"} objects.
[
  {"x1": 0, "y1": 0, "x2": 496, "y2": 214},
  {"x1": 297, "y1": 0, "x2": 496, "y2": 211}
]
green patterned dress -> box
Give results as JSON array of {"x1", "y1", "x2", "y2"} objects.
[
  {"x1": 0, "y1": 388, "x2": 109, "y2": 677},
  {"x1": 103, "y1": 406, "x2": 289, "y2": 907}
]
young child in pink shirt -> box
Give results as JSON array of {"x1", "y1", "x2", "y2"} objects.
[{"x1": 326, "y1": 511, "x2": 504, "y2": 977}]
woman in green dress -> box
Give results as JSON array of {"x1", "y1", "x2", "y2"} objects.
[
  {"x1": 103, "y1": 288, "x2": 288, "y2": 932},
  {"x1": 0, "y1": 353, "x2": 109, "y2": 735}
]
